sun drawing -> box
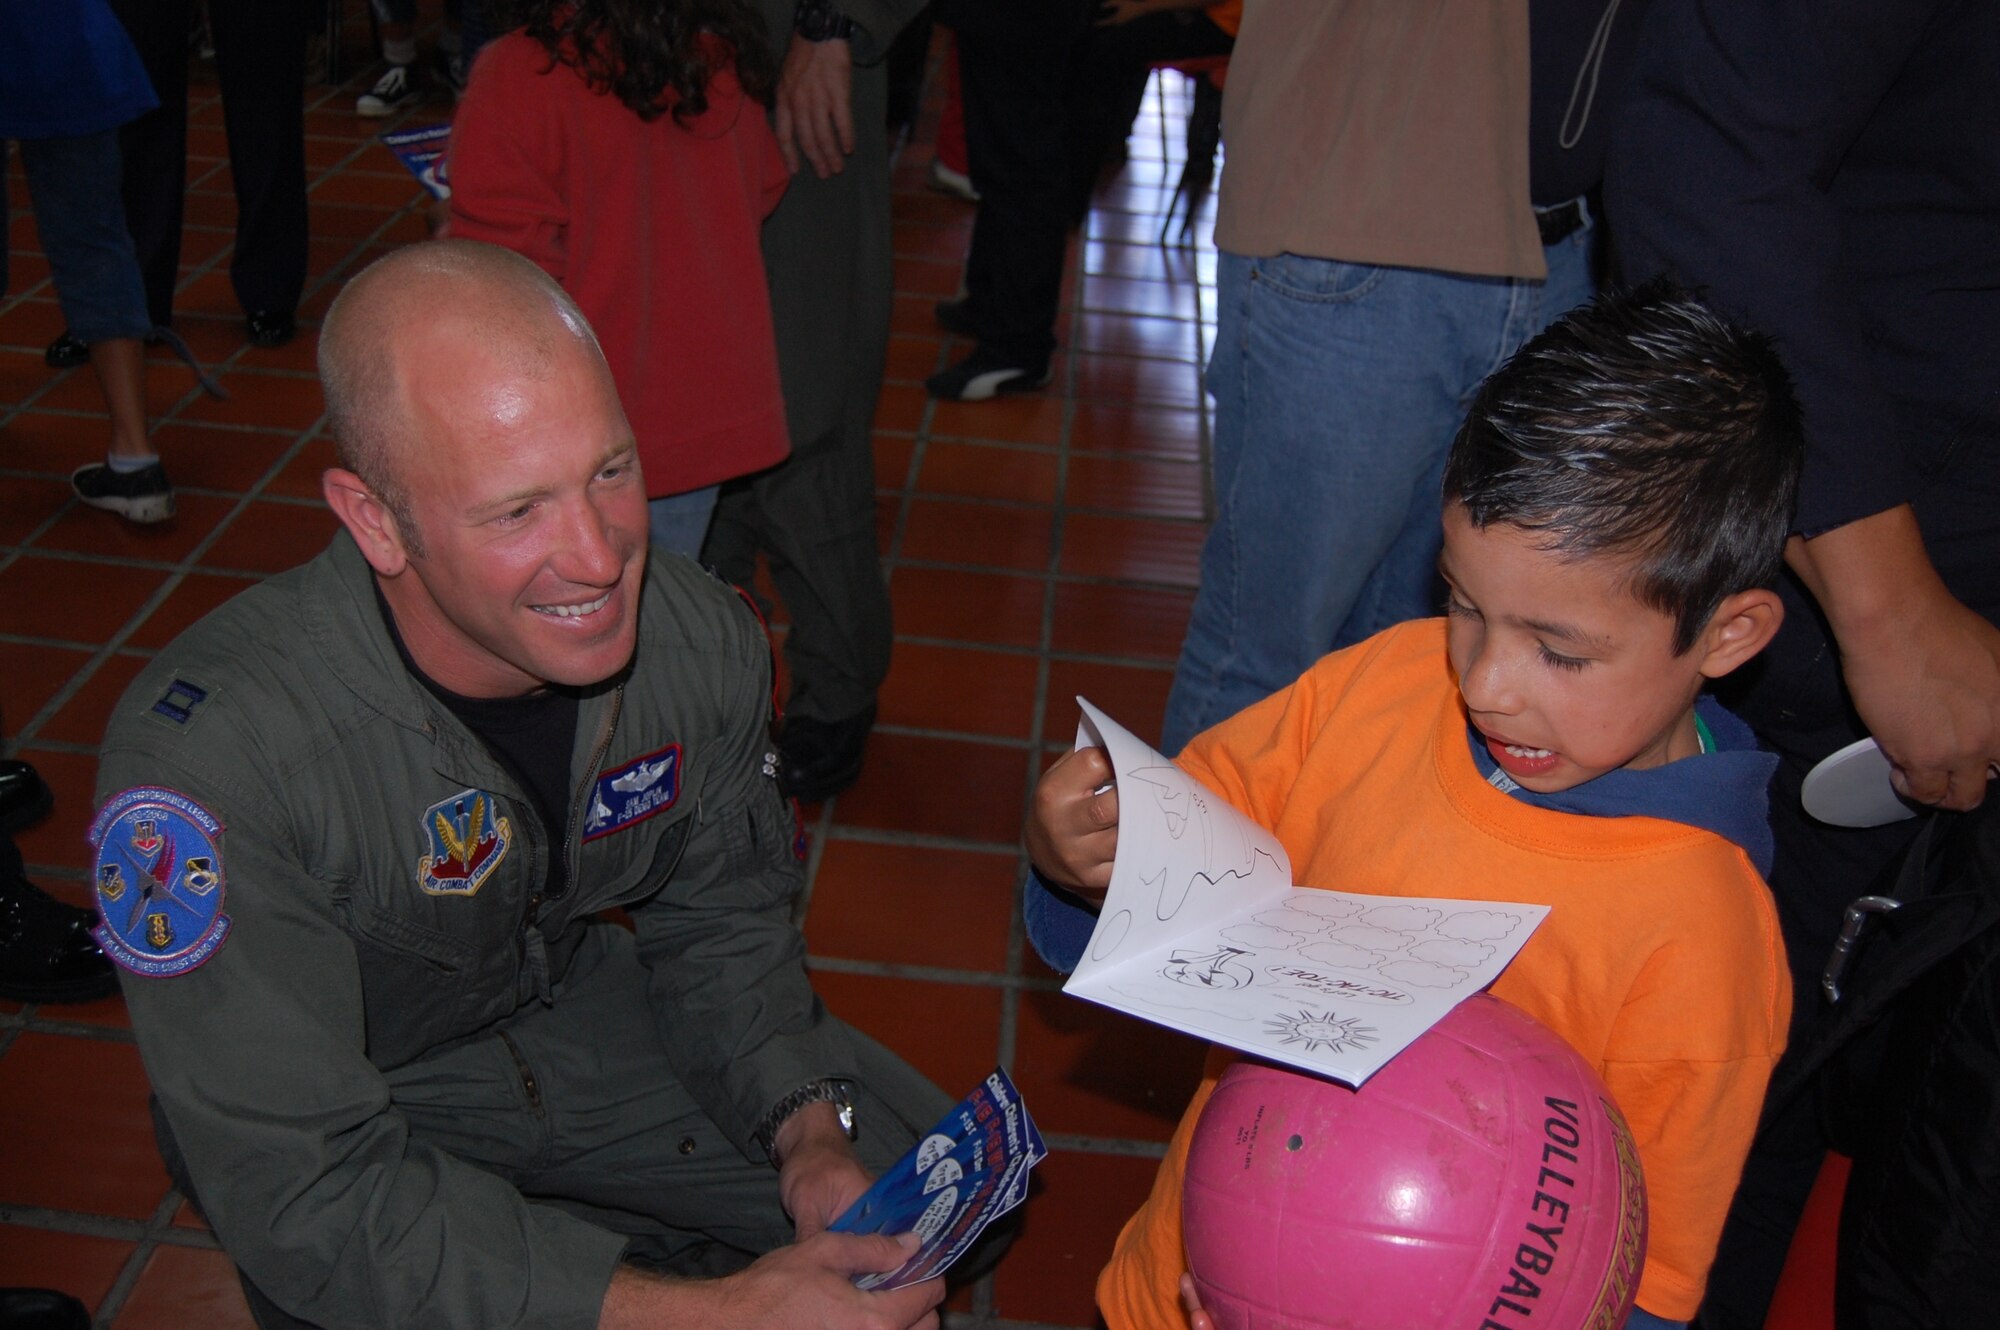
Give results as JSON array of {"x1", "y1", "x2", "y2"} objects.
[{"x1": 1265, "y1": 1009, "x2": 1378, "y2": 1053}]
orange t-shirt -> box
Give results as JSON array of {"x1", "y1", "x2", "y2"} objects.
[{"x1": 1095, "y1": 620, "x2": 1790, "y2": 1326}]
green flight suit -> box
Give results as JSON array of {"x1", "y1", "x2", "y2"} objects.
[{"x1": 94, "y1": 536, "x2": 949, "y2": 1329}]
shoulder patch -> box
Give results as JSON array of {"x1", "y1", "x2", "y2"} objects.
[
  {"x1": 582, "y1": 744, "x2": 682, "y2": 842},
  {"x1": 417, "y1": 789, "x2": 513, "y2": 896},
  {"x1": 89, "y1": 787, "x2": 231, "y2": 978},
  {"x1": 147, "y1": 677, "x2": 216, "y2": 729}
]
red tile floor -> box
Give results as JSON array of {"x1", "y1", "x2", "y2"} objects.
[
  {"x1": 1, "y1": 21, "x2": 1845, "y2": 1330},
  {"x1": 0, "y1": 23, "x2": 1219, "y2": 1330}
]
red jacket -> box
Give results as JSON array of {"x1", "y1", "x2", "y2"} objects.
[{"x1": 450, "y1": 33, "x2": 790, "y2": 495}]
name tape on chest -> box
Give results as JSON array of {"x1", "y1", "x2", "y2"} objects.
[
  {"x1": 417, "y1": 788, "x2": 513, "y2": 896},
  {"x1": 582, "y1": 743, "x2": 681, "y2": 842},
  {"x1": 89, "y1": 787, "x2": 231, "y2": 978}
]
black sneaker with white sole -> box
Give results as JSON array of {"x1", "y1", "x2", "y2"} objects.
[
  {"x1": 357, "y1": 62, "x2": 421, "y2": 116},
  {"x1": 71, "y1": 461, "x2": 175, "y2": 524},
  {"x1": 926, "y1": 346, "x2": 1051, "y2": 401}
]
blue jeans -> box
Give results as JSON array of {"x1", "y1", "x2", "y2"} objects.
[
  {"x1": 648, "y1": 486, "x2": 721, "y2": 560},
  {"x1": 1159, "y1": 221, "x2": 1597, "y2": 754},
  {"x1": 5, "y1": 132, "x2": 152, "y2": 344}
]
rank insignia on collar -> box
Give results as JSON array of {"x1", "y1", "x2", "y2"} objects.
[
  {"x1": 582, "y1": 743, "x2": 682, "y2": 842},
  {"x1": 418, "y1": 789, "x2": 513, "y2": 896},
  {"x1": 88, "y1": 787, "x2": 231, "y2": 979}
]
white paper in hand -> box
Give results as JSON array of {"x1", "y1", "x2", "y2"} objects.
[{"x1": 1061, "y1": 699, "x2": 1547, "y2": 1087}]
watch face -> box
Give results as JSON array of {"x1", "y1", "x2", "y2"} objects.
[{"x1": 795, "y1": 1, "x2": 854, "y2": 41}]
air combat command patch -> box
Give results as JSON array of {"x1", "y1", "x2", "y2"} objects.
[
  {"x1": 417, "y1": 789, "x2": 513, "y2": 896},
  {"x1": 581, "y1": 743, "x2": 681, "y2": 842},
  {"x1": 89, "y1": 787, "x2": 231, "y2": 978}
]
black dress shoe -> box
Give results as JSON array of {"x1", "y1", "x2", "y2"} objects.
[
  {"x1": 45, "y1": 329, "x2": 170, "y2": 368},
  {"x1": 778, "y1": 705, "x2": 877, "y2": 804},
  {"x1": 245, "y1": 308, "x2": 296, "y2": 348},
  {"x1": 0, "y1": 869, "x2": 118, "y2": 1004},
  {"x1": 0, "y1": 759, "x2": 53, "y2": 833},
  {"x1": 43, "y1": 332, "x2": 90, "y2": 369},
  {"x1": 0, "y1": 1289, "x2": 91, "y2": 1330}
]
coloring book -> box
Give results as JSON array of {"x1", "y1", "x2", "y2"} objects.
[{"x1": 1063, "y1": 699, "x2": 1549, "y2": 1086}]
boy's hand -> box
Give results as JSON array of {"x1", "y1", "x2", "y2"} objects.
[
  {"x1": 1179, "y1": 1272, "x2": 1217, "y2": 1330},
  {"x1": 1026, "y1": 747, "x2": 1121, "y2": 900}
]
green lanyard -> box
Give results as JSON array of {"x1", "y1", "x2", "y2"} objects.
[{"x1": 1694, "y1": 712, "x2": 1716, "y2": 756}]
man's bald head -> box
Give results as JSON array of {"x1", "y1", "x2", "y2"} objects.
[{"x1": 318, "y1": 240, "x2": 605, "y2": 550}]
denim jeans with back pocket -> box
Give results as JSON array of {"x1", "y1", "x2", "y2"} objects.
[{"x1": 1160, "y1": 221, "x2": 1597, "y2": 754}]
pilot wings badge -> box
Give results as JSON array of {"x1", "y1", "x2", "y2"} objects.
[{"x1": 583, "y1": 743, "x2": 682, "y2": 842}]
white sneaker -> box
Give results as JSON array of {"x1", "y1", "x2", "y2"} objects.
[{"x1": 357, "y1": 63, "x2": 420, "y2": 117}]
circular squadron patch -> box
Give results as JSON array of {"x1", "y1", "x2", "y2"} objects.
[{"x1": 89, "y1": 787, "x2": 231, "y2": 978}]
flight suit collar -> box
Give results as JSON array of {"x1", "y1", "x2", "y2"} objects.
[{"x1": 299, "y1": 533, "x2": 622, "y2": 798}]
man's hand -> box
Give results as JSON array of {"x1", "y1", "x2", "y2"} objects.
[
  {"x1": 776, "y1": 1100, "x2": 873, "y2": 1240},
  {"x1": 1025, "y1": 746, "x2": 1121, "y2": 900},
  {"x1": 774, "y1": 34, "x2": 855, "y2": 178},
  {"x1": 1787, "y1": 505, "x2": 2000, "y2": 810},
  {"x1": 599, "y1": 1234, "x2": 945, "y2": 1330}
]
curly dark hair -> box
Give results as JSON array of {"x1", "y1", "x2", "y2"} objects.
[{"x1": 506, "y1": 0, "x2": 778, "y2": 124}]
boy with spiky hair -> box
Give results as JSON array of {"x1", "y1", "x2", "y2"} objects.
[{"x1": 1026, "y1": 280, "x2": 1805, "y2": 1329}]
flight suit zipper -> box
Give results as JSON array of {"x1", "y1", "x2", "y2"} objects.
[
  {"x1": 521, "y1": 687, "x2": 621, "y2": 1003},
  {"x1": 523, "y1": 686, "x2": 623, "y2": 933}
]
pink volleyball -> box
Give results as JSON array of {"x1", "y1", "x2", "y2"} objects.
[{"x1": 1183, "y1": 994, "x2": 1647, "y2": 1330}]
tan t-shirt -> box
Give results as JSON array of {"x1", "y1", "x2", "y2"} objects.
[{"x1": 1215, "y1": 0, "x2": 1545, "y2": 278}]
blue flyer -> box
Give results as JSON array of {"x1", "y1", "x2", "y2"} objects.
[
  {"x1": 379, "y1": 124, "x2": 452, "y2": 200},
  {"x1": 830, "y1": 1067, "x2": 1045, "y2": 1290}
]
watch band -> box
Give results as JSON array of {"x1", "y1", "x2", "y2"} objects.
[
  {"x1": 794, "y1": 0, "x2": 856, "y2": 42},
  {"x1": 755, "y1": 1077, "x2": 859, "y2": 1166}
]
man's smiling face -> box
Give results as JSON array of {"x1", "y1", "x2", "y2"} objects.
[{"x1": 382, "y1": 319, "x2": 650, "y2": 697}]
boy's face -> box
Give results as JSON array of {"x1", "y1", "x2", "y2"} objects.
[{"x1": 1437, "y1": 503, "x2": 1705, "y2": 794}]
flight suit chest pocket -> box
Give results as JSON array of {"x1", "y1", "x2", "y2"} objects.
[{"x1": 341, "y1": 904, "x2": 481, "y2": 1069}]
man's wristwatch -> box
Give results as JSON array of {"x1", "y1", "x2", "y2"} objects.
[
  {"x1": 756, "y1": 1077, "x2": 859, "y2": 1166},
  {"x1": 794, "y1": 0, "x2": 856, "y2": 42}
]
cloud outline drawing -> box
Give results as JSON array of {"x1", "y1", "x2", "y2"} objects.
[
  {"x1": 1326, "y1": 924, "x2": 1413, "y2": 953},
  {"x1": 1286, "y1": 894, "x2": 1362, "y2": 920},
  {"x1": 1378, "y1": 959, "x2": 1468, "y2": 988},
  {"x1": 1360, "y1": 904, "x2": 1443, "y2": 934},
  {"x1": 1221, "y1": 923, "x2": 1306, "y2": 951},
  {"x1": 1437, "y1": 910, "x2": 1522, "y2": 942},
  {"x1": 1408, "y1": 937, "x2": 1495, "y2": 967},
  {"x1": 1298, "y1": 938, "x2": 1386, "y2": 971}
]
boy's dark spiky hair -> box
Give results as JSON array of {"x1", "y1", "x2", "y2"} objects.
[{"x1": 1443, "y1": 277, "x2": 1805, "y2": 654}]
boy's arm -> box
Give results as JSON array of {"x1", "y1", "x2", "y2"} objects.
[
  {"x1": 1600, "y1": 1051, "x2": 1779, "y2": 1321},
  {"x1": 1600, "y1": 905, "x2": 1791, "y2": 1322}
]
